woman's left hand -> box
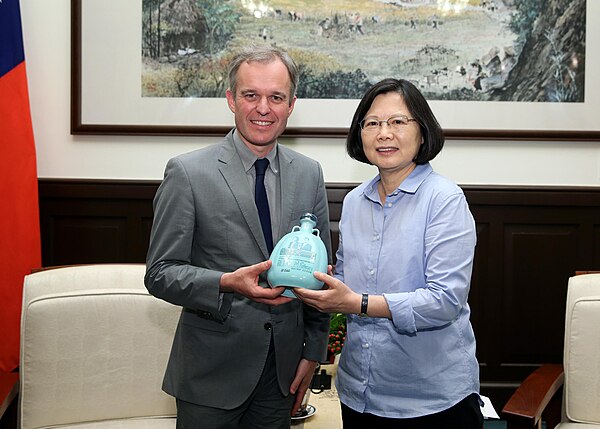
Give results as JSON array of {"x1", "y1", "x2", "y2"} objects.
[{"x1": 293, "y1": 270, "x2": 360, "y2": 314}]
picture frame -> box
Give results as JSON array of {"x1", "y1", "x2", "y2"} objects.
[{"x1": 71, "y1": 0, "x2": 600, "y2": 141}]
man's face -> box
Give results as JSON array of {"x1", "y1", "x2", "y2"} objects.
[{"x1": 225, "y1": 59, "x2": 296, "y2": 155}]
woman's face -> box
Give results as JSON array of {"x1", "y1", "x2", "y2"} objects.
[{"x1": 360, "y1": 92, "x2": 423, "y2": 177}]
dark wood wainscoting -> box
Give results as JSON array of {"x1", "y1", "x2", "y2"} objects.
[{"x1": 38, "y1": 179, "x2": 600, "y2": 409}]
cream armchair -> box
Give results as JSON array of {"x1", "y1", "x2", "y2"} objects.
[
  {"x1": 19, "y1": 264, "x2": 179, "y2": 429},
  {"x1": 502, "y1": 273, "x2": 600, "y2": 429}
]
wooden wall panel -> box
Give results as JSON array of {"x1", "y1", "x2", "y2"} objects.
[
  {"x1": 39, "y1": 180, "x2": 157, "y2": 265},
  {"x1": 502, "y1": 224, "x2": 578, "y2": 362},
  {"x1": 463, "y1": 187, "x2": 600, "y2": 407},
  {"x1": 469, "y1": 222, "x2": 491, "y2": 364},
  {"x1": 595, "y1": 224, "x2": 600, "y2": 267},
  {"x1": 37, "y1": 179, "x2": 600, "y2": 410},
  {"x1": 49, "y1": 215, "x2": 128, "y2": 264}
]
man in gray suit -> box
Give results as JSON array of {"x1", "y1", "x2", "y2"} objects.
[{"x1": 145, "y1": 45, "x2": 332, "y2": 429}]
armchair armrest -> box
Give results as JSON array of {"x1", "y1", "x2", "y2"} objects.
[{"x1": 502, "y1": 364, "x2": 564, "y2": 429}]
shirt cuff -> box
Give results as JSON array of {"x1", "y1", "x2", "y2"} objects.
[{"x1": 383, "y1": 292, "x2": 417, "y2": 334}]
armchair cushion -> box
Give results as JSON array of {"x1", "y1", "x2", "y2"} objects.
[
  {"x1": 19, "y1": 265, "x2": 178, "y2": 429},
  {"x1": 564, "y1": 292, "x2": 600, "y2": 423}
]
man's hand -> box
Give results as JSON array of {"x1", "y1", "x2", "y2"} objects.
[
  {"x1": 220, "y1": 260, "x2": 292, "y2": 305},
  {"x1": 289, "y1": 358, "x2": 319, "y2": 416}
]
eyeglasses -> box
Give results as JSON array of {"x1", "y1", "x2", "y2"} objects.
[{"x1": 359, "y1": 115, "x2": 417, "y2": 132}]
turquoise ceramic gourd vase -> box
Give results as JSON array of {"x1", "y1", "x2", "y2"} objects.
[{"x1": 267, "y1": 213, "x2": 328, "y2": 298}]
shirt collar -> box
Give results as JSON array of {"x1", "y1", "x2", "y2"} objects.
[
  {"x1": 398, "y1": 163, "x2": 433, "y2": 194},
  {"x1": 233, "y1": 129, "x2": 279, "y2": 175},
  {"x1": 363, "y1": 163, "x2": 433, "y2": 201}
]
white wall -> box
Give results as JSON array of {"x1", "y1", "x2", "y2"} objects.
[{"x1": 21, "y1": 0, "x2": 600, "y2": 186}]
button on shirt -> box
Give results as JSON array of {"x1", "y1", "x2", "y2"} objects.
[{"x1": 335, "y1": 163, "x2": 480, "y2": 418}]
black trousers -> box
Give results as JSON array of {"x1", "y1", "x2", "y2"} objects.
[{"x1": 341, "y1": 393, "x2": 484, "y2": 429}]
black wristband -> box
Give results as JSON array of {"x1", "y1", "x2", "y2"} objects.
[{"x1": 359, "y1": 293, "x2": 368, "y2": 317}]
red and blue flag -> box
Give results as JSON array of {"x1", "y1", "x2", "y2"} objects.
[{"x1": 0, "y1": 0, "x2": 42, "y2": 373}]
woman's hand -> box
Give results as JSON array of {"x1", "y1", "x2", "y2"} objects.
[{"x1": 293, "y1": 270, "x2": 361, "y2": 314}]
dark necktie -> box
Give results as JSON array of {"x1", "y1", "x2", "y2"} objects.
[{"x1": 254, "y1": 158, "x2": 273, "y2": 254}]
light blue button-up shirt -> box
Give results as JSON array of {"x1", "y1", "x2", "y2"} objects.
[{"x1": 335, "y1": 163, "x2": 480, "y2": 418}]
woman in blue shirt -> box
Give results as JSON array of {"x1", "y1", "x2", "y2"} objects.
[{"x1": 294, "y1": 78, "x2": 483, "y2": 428}]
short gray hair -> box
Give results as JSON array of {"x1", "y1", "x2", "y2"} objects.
[{"x1": 228, "y1": 45, "x2": 299, "y2": 104}]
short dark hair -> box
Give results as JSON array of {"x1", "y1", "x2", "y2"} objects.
[
  {"x1": 346, "y1": 78, "x2": 444, "y2": 165},
  {"x1": 228, "y1": 45, "x2": 299, "y2": 105}
]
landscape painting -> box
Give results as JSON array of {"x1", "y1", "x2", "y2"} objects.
[{"x1": 140, "y1": 0, "x2": 585, "y2": 103}]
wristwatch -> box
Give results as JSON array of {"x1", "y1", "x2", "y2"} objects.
[{"x1": 358, "y1": 293, "x2": 368, "y2": 317}]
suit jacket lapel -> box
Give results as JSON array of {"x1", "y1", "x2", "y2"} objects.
[{"x1": 217, "y1": 134, "x2": 271, "y2": 259}]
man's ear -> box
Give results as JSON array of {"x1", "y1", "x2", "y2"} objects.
[
  {"x1": 288, "y1": 95, "x2": 297, "y2": 117},
  {"x1": 225, "y1": 89, "x2": 236, "y2": 113}
]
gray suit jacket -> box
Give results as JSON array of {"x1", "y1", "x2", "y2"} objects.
[{"x1": 145, "y1": 131, "x2": 332, "y2": 409}]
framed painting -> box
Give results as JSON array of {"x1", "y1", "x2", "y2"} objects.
[{"x1": 71, "y1": 0, "x2": 600, "y2": 140}]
